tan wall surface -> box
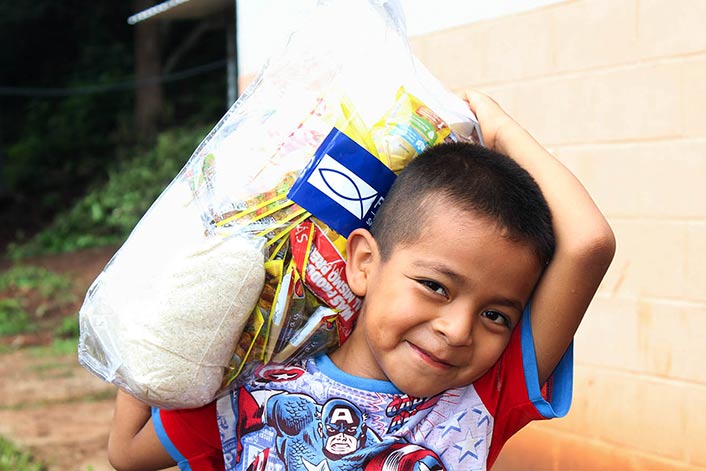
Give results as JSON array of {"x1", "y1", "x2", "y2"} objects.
[{"x1": 410, "y1": 0, "x2": 706, "y2": 469}]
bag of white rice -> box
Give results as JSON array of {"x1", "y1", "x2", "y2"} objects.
[{"x1": 77, "y1": 0, "x2": 481, "y2": 409}]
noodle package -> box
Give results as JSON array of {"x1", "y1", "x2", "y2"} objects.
[{"x1": 78, "y1": 0, "x2": 482, "y2": 409}]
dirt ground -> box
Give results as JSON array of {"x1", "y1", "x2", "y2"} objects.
[{"x1": 0, "y1": 246, "x2": 164, "y2": 471}]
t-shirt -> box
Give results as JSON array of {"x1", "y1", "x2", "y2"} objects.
[{"x1": 154, "y1": 309, "x2": 573, "y2": 471}]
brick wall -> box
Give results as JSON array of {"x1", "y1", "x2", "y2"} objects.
[{"x1": 409, "y1": 0, "x2": 706, "y2": 469}]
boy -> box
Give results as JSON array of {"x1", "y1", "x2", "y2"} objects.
[{"x1": 108, "y1": 90, "x2": 615, "y2": 471}]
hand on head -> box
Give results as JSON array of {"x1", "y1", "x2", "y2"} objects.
[{"x1": 463, "y1": 90, "x2": 519, "y2": 154}]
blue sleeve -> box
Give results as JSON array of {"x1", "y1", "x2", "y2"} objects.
[
  {"x1": 519, "y1": 304, "x2": 574, "y2": 418},
  {"x1": 151, "y1": 407, "x2": 191, "y2": 471}
]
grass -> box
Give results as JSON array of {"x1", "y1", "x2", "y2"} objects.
[
  {"x1": 28, "y1": 338, "x2": 80, "y2": 357},
  {"x1": 0, "y1": 436, "x2": 45, "y2": 471},
  {"x1": 0, "y1": 299, "x2": 32, "y2": 336},
  {"x1": 0, "y1": 265, "x2": 73, "y2": 299},
  {"x1": 0, "y1": 265, "x2": 76, "y2": 337},
  {"x1": 7, "y1": 125, "x2": 210, "y2": 260}
]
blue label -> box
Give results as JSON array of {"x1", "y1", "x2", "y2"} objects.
[{"x1": 288, "y1": 128, "x2": 397, "y2": 237}]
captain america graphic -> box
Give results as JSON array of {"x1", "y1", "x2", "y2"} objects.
[
  {"x1": 319, "y1": 398, "x2": 375, "y2": 460},
  {"x1": 227, "y1": 386, "x2": 446, "y2": 471}
]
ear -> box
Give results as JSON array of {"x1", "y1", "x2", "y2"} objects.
[{"x1": 345, "y1": 228, "x2": 379, "y2": 297}]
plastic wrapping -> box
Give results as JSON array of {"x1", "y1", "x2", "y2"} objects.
[{"x1": 78, "y1": 0, "x2": 482, "y2": 409}]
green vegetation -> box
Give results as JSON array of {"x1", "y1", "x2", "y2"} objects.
[
  {"x1": 0, "y1": 265, "x2": 72, "y2": 298},
  {"x1": 1, "y1": 3, "x2": 226, "y2": 251},
  {"x1": 0, "y1": 299, "x2": 32, "y2": 336},
  {"x1": 0, "y1": 265, "x2": 75, "y2": 335},
  {"x1": 0, "y1": 436, "x2": 45, "y2": 471},
  {"x1": 0, "y1": 125, "x2": 209, "y2": 350},
  {"x1": 47, "y1": 337, "x2": 81, "y2": 355},
  {"x1": 24, "y1": 338, "x2": 79, "y2": 358},
  {"x1": 7, "y1": 125, "x2": 210, "y2": 260},
  {"x1": 54, "y1": 315, "x2": 79, "y2": 339}
]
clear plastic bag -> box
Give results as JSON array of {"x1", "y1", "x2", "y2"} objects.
[{"x1": 78, "y1": 0, "x2": 482, "y2": 409}]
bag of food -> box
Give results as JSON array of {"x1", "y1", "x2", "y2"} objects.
[{"x1": 78, "y1": 0, "x2": 482, "y2": 409}]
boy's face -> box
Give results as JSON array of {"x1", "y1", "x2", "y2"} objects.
[{"x1": 333, "y1": 203, "x2": 542, "y2": 398}]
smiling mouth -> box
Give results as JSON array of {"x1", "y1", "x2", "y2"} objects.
[{"x1": 408, "y1": 342, "x2": 454, "y2": 369}]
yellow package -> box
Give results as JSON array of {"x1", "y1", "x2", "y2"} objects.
[
  {"x1": 371, "y1": 86, "x2": 452, "y2": 172},
  {"x1": 222, "y1": 306, "x2": 265, "y2": 387},
  {"x1": 262, "y1": 259, "x2": 300, "y2": 363}
]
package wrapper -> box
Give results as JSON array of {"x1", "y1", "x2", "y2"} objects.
[{"x1": 77, "y1": 0, "x2": 483, "y2": 409}]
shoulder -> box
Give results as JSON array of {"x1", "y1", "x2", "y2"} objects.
[
  {"x1": 153, "y1": 402, "x2": 224, "y2": 467},
  {"x1": 474, "y1": 306, "x2": 573, "y2": 416}
]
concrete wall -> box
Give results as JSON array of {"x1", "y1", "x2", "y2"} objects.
[{"x1": 409, "y1": 1, "x2": 706, "y2": 469}]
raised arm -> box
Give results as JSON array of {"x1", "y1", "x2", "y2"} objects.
[
  {"x1": 108, "y1": 389, "x2": 176, "y2": 471},
  {"x1": 465, "y1": 90, "x2": 616, "y2": 386}
]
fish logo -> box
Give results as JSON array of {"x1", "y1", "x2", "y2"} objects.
[
  {"x1": 306, "y1": 153, "x2": 379, "y2": 220},
  {"x1": 288, "y1": 127, "x2": 397, "y2": 237}
]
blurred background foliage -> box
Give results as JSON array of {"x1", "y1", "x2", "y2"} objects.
[{"x1": 0, "y1": 1, "x2": 228, "y2": 258}]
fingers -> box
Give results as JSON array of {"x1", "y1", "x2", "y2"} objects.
[
  {"x1": 463, "y1": 90, "x2": 501, "y2": 149},
  {"x1": 462, "y1": 89, "x2": 487, "y2": 115},
  {"x1": 463, "y1": 89, "x2": 504, "y2": 118}
]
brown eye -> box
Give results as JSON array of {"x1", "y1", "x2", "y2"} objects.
[
  {"x1": 418, "y1": 279, "x2": 447, "y2": 297},
  {"x1": 482, "y1": 310, "x2": 510, "y2": 327}
]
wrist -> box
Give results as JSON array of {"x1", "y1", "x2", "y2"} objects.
[{"x1": 493, "y1": 119, "x2": 536, "y2": 157}]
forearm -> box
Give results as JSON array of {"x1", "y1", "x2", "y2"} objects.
[
  {"x1": 108, "y1": 390, "x2": 175, "y2": 471},
  {"x1": 491, "y1": 116, "x2": 615, "y2": 384},
  {"x1": 465, "y1": 89, "x2": 616, "y2": 383},
  {"x1": 109, "y1": 389, "x2": 151, "y2": 450},
  {"x1": 495, "y1": 122, "x2": 614, "y2": 258}
]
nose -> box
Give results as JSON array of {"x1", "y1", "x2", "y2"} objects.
[{"x1": 431, "y1": 304, "x2": 474, "y2": 346}]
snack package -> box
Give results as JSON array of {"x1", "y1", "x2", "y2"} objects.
[{"x1": 78, "y1": 0, "x2": 482, "y2": 409}]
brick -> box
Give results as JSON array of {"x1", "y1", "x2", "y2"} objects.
[
  {"x1": 564, "y1": 370, "x2": 686, "y2": 461},
  {"x1": 413, "y1": 6, "x2": 558, "y2": 88},
  {"x1": 573, "y1": 299, "x2": 642, "y2": 374},
  {"x1": 638, "y1": 0, "x2": 706, "y2": 58},
  {"x1": 686, "y1": 223, "x2": 706, "y2": 302},
  {"x1": 571, "y1": 297, "x2": 706, "y2": 383},
  {"x1": 511, "y1": 61, "x2": 683, "y2": 146},
  {"x1": 552, "y1": 0, "x2": 639, "y2": 73},
  {"x1": 557, "y1": 139, "x2": 706, "y2": 219},
  {"x1": 408, "y1": 36, "x2": 426, "y2": 61},
  {"x1": 238, "y1": 72, "x2": 257, "y2": 93},
  {"x1": 473, "y1": 10, "x2": 555, "y2": 84},
  {"x1": 411, "y1": 26, "x2": 489, "y2": 92},
  {"x1": 471, "y1": 86, "x2": 518, "y2": 114},
  {"x1": 493, "y1": 424, "x2": 560, "y2": 471},
  {"x1": 555, "y1": 145, "x2": 642, "y2": 218},
  {"x1": 639, "y1": 300, "x2": 706, "y2": 383},
  {"x1": 553, "y1": 430, "x2": 698, "y2": 471},
  {"x1": 685, "y1": 385, "x2": 706, "y2": 466},
  {"x1": 602, "y1": 220, "x2": 687, "y2": 300},
  {"x1": 496, "y1": 423, "x2": 701, "y2": 471},
  {"x1": 544, "y1": 364, "x2": 617, "y2": 439},
  {"x1": 682, "y1": 57, "x2": 706, "y2": 137},
  {"x1": 637, "y1": 140, "x2": 706, "y2": 219},
  {"x1": 576, "y1": 372, "x2": 704, "y2": 464},
  {"x1": 623, "y1": 377, "x2": 690, "y2": 461}
]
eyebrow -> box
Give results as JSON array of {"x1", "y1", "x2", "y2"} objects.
[
  {"x1": 492, "y1": 297, "x2": 525, "y2": 316},
  {"x1": 411, "y1": 260, "x2": 463, "y2": 283}
]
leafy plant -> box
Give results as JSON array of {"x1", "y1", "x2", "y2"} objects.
[
  {"x1": 0, "y1": 299, "x2": 32, "y2": 336},
  {"x1": 0, "y1": 265, "x2": 72, "y2": 299},
  {"x1": 0, "y1": 265, "x2": 75, "y2": 335},
  {"x1": 26, "y1": 337, "x2": 79, "y2": 357},
  {"x1": 0, "y1": 436, "x2": 45, "y2": 471},
  {"x1": 54, "y1": 315, "x2": 80, "y2": 339},
  {"x1": 7, "y1": 125, "x2": 210, "y2": 260},
  {"x1": 49, "y1": 337, "x2": 80, "y2": 355}
]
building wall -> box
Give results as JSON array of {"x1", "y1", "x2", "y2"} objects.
[{"x1": 409, "y1": 0, "x2": 706, "y2": 470}]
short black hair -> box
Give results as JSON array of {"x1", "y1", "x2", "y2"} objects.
[{"x1": 370, "y1": 141, "x2": 554, "y2": 267}]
